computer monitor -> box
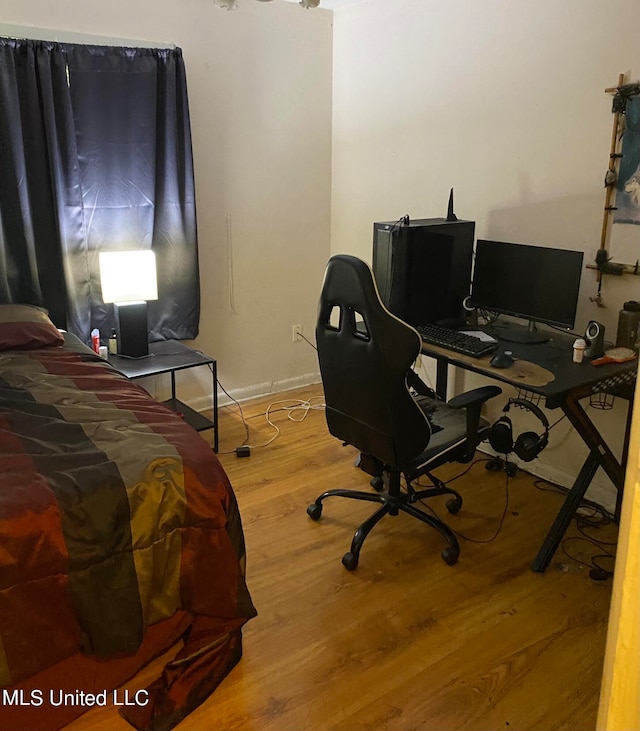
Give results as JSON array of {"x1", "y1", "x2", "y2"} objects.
[
  {"x1": 372, "y1": 217, "x2": 475, "y2": 327},
  {"x1": 469, "y1": 239, "x2": 584, "y2": 343}
]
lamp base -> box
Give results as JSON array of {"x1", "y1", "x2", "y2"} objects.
[{"x1": 114, "y1": 302, "x2": 149, "y2": 358}]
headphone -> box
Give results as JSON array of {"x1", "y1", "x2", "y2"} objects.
[{"x1": 488, "y1": 398, "x2": 549, "y2": 462}]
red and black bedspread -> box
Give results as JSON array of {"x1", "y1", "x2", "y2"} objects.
[{"x1": 0, "y1": 337, "x2": 256, "y2": 731}]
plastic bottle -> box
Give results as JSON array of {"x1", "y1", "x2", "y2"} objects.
[
  {"x1": 572, "y1": 337, "x2": 586, "y2": 364},
  {"x1": 91, "y1": 328, "x2": 100, "y2": 354},
  {"x1": 108, "y1": 328, "x2": 118, "y2": 355},
  {"x1": 616, "y1": 301, "x2": 640, "y2": 350}
]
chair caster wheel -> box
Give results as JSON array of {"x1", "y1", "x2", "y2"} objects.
[
  {"x1": 446, "y1": 496, "x2": 462, "y2": 514},
  {"x1": 441, "y1": 547, "x2": 459, "y2": 566},
  {"x1": 506, "y1": 463, "x2": 517, "y2": 478},
  {"x1": 485, "y1": 458, "x2": 501, "y2": 472},
  {"x1": 342, "y1": 552, "x2": 359, "y2": 571},
  {"x1": 370, "y1": 476, "x2": 384, "y2": 492},
  {"x1": 307, "y1": 503, "x2": 322, "y2": 521}
]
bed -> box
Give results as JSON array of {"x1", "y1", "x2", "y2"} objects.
[{"x1": 0, "y1": 305, "x2": 256, "y2": 731}]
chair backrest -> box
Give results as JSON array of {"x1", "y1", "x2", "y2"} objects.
[{"x1": 316, "y1": 254, "x2": 431, "y2": 468}]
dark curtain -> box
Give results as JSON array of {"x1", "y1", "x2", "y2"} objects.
[
  {"x1": 0, "y1": 38, "x2": 200, "y2": 343},
  {"x1": 0, "y1": 39, "x2": 73, "y2": 328}
]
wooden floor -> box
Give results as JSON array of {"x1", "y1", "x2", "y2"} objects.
[{"x1": 66, "y1": 384, "x2": 617, "y2": 731}]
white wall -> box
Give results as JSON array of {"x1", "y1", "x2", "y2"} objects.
[
  {"x1": 1, "y1": 0, "x2": 332, "y2": 403},
  {"x1": 331, "y1": 0, "x2": 640, "y2": 505}
]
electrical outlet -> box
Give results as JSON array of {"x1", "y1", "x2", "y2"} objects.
[{"x1": 292, "y1": 324, "x2": 303, "y2": 342}]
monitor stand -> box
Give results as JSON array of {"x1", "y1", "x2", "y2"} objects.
[{"x1": 486, "y1": 320, "x2": 550, "y2": 345}]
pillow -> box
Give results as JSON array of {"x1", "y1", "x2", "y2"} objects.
[{"x1": 0, "y1": 304, "x2": 64, "y2": 351}]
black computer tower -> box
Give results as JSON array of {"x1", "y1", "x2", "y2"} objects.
[{"x1": 372, "y1": 217, "x2": 475, "y2": 327}]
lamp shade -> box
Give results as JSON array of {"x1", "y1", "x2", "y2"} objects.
[{"x1": 99, "y1": 250, "x2": 158, "y2": 304}]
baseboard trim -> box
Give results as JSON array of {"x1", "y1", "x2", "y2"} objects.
[{"x1": 189, "y1": 371, "x2": 322, "y2": 412}]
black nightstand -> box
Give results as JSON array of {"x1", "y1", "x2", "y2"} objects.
[{"x1": 108, "y1": 339, "x2": 219, "y2": 452}]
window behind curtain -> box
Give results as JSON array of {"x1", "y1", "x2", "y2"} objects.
[{"x1": 0, "y1": 39, "x2": 200, "y2": 344}]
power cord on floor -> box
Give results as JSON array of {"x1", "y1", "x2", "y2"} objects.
[
  {"x1": 216, "y1": 379, "x2": 250, "y2": 455},
  {"x1": 244, "y1": 397, "x2": 325, "y2": 450},
  {"x1": 216, "y1": 381, "x2": 325, "y2": 456},
  {"x1": 416, "y1": 465, "x2": 617, "y2": 576},
  {"x1": 214, "y1": 328, "x2": 320, "y2": 455},
  {"x1": 414, "y1": 456, "x2": 512, "y2": 544},
  {"x1": 533, "y1": 478, "x2": 617, "y2": 580}
]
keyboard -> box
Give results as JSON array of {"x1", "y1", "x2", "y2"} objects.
[{"x1": 416, "y1": 323, "x2": 498, "y2": 358}]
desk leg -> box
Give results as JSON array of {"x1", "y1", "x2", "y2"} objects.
[
  {"x1": 436, "y1": 359, "x2": 448, "y2": 401},
  {"x1": 531, "y1": 453, "x2": 599, "y2": 572},
  {"x1": 615, "y1": 393, "x2": 634, "y2": 522},
  {"x1": 531, "y1": 390, "x2": 629, "y2": 572},
  {"x1": 212, "y1": 360, "x2": 219, "y2": 453},
  {"x1": 562, "y1": 391, "x2": 624, "y2": 488}
]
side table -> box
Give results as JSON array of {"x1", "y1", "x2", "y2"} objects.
[{"x1": 108, "y1": 339, "x2": 219, "y2": 452}]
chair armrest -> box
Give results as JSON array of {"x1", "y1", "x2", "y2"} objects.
[
  {"x1": 447, "y1": 385, "x2": 502, "y2": 410},
  {"x1": 447, "y1": 385, "x2": 502, "y2": 462}
]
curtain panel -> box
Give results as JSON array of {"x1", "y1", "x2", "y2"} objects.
[{"x1": 0, "y1": 38, "x2": 200, "y2": 343}]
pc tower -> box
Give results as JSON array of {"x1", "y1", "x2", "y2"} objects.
[{"x1": 372, "y1": 216, "x2": 475, "y2": 328}]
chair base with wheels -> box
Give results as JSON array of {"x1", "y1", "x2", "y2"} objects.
[{"x1": 307, "y1": 467, "x2": 462, "y2": 570}]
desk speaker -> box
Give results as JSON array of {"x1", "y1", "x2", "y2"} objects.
[{"x1": 584, "y1": 320, "x2": 605, "y2": 360}]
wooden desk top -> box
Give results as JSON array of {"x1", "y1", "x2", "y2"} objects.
[
  {"x1": 421, "y1": 329, "x2": 637, "y2": 407},
  {"x1": 422, "y1": 343, "x2": 556, "y2": 388}
]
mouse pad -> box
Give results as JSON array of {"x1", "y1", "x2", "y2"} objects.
[
  {"x1": 422, "y1": 343, "x2": 555, "y2": 387},
  {"x1": 489, "y1": 358, "x2": 555, "y2": 386}
]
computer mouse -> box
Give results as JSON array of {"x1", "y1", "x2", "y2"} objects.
[{"x1": 490, "y1": 351, "x2": 515, "y2": 369}]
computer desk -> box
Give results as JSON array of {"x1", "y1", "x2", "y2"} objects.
[{"x1": 420, "y1": 326, "x2": 637, "y2": 572}]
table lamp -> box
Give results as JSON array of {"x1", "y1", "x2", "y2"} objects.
[{"x1": 99, "y1": 250, "x2": 158, "y2": 358}]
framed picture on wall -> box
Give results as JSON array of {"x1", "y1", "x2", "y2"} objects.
[{"x1": 615, "y1": 95, "x2": 640, "y2": 225}]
